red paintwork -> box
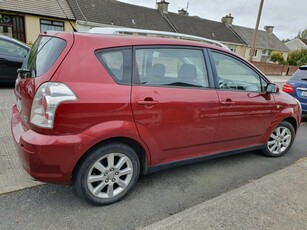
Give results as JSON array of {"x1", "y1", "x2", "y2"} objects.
[{"x1": 11, "y1": 32, "x2": 301, "y2": 184}]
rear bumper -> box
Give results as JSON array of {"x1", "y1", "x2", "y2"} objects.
[{"x1": 11, "y1": 105, "x2": 94, "y2": 184}]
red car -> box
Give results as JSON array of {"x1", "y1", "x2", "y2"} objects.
[{"x1": 11, "y1": 30, "x2": 301, "y2": 205}]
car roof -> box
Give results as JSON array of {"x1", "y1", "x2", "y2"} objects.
[
  {"x1": 44, "y1": 30, "x2": 230, "y2": 54},
  {"x1": 0, "y1": 35, "x2": 29, "y2": 50}
]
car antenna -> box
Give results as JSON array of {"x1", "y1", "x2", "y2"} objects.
[{"x1": 56, "y1": 0, "x2": 78, "y2": 32}]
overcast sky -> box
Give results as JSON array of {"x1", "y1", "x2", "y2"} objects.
[{"x1": 118, "y1": 0, "x2": 306, "y2": 40}]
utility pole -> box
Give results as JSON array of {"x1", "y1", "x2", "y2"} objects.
[{"x1": 249, "y1": 0, "x2": 265, "y2": 62}]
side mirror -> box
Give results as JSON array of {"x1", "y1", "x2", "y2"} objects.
[
  {"x1": 17, "y1": 68, "x2": 31, "y2": 79},
  {"x1": 266, "y1": 83, "x2": 279, "y2": 94}
]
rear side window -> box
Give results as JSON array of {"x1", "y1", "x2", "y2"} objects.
[
  {"x1": 96, "y1": 48, "x2": 132, "y2": 85},
  {"x1": 292, "y1": 69, "x2": 307, "y2": 81},
  {"x1": 23, "y1": 36, "x2": 66, "y2": 77},
  {"x1": 134, "y1": 47, "x2": 209, "y2": 88}
]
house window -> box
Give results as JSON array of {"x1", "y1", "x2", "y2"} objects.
[
  {"x1": 40, "y1": 19, "x2": 64, "y2": 32},
  {"x1": 262, "y1": 49, "x2": 267, "y2": 55},
  {"x1": 228, "y1": 45, "x2": 236, "y2": 52},
  {"x1": 253, "y1": 49, "x2": 258, "y2": 57}
]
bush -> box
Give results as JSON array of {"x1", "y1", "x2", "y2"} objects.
[
  {"x1": 270, "y1": 51, "x2": 285, "y2": 64},
  {"x1": 287, "y1": 49, "x2": 307, "y2": 66}
]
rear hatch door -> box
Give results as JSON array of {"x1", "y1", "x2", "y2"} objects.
[{"x1": 15, "y1": 32, "x2": 74, "y2": 130}]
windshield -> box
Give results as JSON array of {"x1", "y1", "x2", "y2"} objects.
[{"x1": 22, "y1": 36, "x2": 66, "y2": 77}]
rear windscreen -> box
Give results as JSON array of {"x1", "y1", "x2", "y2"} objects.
[
  {"x1": 22, "y1": 36, "x2": 66, "y2": 77},
  {"x1": 292, "y1": 69, "x2": 307, "y2": 81}
]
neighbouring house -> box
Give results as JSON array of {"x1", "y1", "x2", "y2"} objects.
[
  {"x1": 1, "y1": 0, "x2": 289, "y2": 63},
  {"x1": 158, "y1": 7, "x2": 246, "y2": 56},
  {"x1": 67, "y1": 0, "x2": 246, "y2": 56},
  {"x1": 66, "y1": 0, "x2": 174, "y2": 32},
  {"x1": 0, "y1": 0, "x2": 75, "y2": 44},
  {"x1": 285, "y1": 38, "x2": 307, "y2": 51},
  {"x1": 222, "y1": 14, "x2": 290, "y2": 62}
]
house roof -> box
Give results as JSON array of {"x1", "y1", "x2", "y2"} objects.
[
  {"x1": 67, "y1": 0, "x2": 174, "y2": 32},
  {"x1": 299, "y1": 38, "x2": 307, "y2": 45},
  {"x1": 230, "y1": 25, "x2": 289, "y2": 52},
  {"x1": 0, "y1": 0, "x2": 75, "y2": 20},
  {"x1": 165, "y1": 13, "x2": 244, "y2": 45}
]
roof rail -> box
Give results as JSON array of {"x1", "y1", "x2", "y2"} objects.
[{"x1": 88, "y1": 27, "x2": 230, "y2": 50}]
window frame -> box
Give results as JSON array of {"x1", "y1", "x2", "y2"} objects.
[
  {"x1": 132, "y1": 45, "x2": 214, "y2": 89},
  {"x1": 40, "y1": 19, "x2": 64, "y2": 32},
  {"x1": 208, "y1": 48, "x2": 269, "y2": 93}
]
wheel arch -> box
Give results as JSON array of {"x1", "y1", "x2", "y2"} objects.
[
  {"x1": 72, "y1": 137, "x2": 149, "y2": 183},
  {"x1": 282, "y1": 116, "x2": 298, "y2": 133}
]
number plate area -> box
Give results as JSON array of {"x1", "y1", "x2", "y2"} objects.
[{"x1": 300, "y1": 91, "x2": 307, "y2": 97}]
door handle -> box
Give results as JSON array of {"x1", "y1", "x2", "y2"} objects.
[
  {"x1": 221, "y1": 99, "x2": 235, "y2": 106},
  {"x1": 137, "y1": 97, "x2": 159, "y2": 106}
]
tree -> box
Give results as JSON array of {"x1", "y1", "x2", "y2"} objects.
[
  {"x1": 270, "y1": 51, "x2": 285, "y2": 64},
  {"x1": 287, "y1": 49, "x2": 307, "y2": 66},
  {"x1": 296, "y1": 29, "x2": 307, "y2": 39}
]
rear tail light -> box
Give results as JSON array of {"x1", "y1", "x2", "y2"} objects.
[
  {"x1": 30, "y1": 82, "x2": 77, "y2": 128},
  {"x1": 282, "y1": 83, "x2": 294, "y2": 94}
]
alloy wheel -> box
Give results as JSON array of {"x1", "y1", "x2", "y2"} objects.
[{"x1": 87, "y1": 153, "x2": 133, "y2": 199}]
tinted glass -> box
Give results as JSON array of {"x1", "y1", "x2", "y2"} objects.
[
  {"x1": 23, "y1": 36, "x2": 66, "y2": 77},
  {"x1": 96, "y1": 48, "x2": 132, "y2": 85},
  {"x1": 212, "y1": 52, "x2": 265, "y2": 92},
  {"x1": 292, "y1": 69, "x2": 307, "y2": 81},
  {"x1": 135, "y1": 48, "x2": 209, "y2": 88},
  {"x1": 0, "y1": 38, "x2": 28, "y2": 58}
]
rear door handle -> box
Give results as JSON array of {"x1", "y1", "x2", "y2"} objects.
[
  {"x1": 137, "y1": 97, "x2": 159, "y2": 106},
  {"x1": 221, "y1": 99, "x2": 235, "y2": 106}
]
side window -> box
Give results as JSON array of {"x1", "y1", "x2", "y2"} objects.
[
  {"x1": 96, "y1": 48, "x2": 132, "y2": 85},
  {"x1": 134, "y1": 47, "x2": 209, "y2": 88},
  {"x1": 292, "y1": 69, "x2": 307, "y2": 81},
  {"x1": 0, "y1": 39, "x2": 28, "y2": 58},
  {"x1": 212, "y1": 51, "x2": 265, "y2": 92}
]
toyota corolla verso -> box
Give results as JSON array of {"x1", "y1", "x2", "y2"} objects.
[{"x1": 11, "y1": 30, "x2": 301, "y2": 205}]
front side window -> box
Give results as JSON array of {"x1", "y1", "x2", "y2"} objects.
[
  {"x1": 212, "y1": 51, "x2": 265, "y2": 92},
  {"x1": 134, "y1": 47, "x2": 209, "y2": 88},
  {"x1": 40, "y1": 19, "x2": 64, "y2": 32},
  {"x1": 0, "y1": 38, "x2": 28, "y2": 58},
  {"x1": 23, "y1": 36, "x2": 66, "y2": 77}
]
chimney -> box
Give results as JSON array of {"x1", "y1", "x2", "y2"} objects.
[
  {"x1": 157, "y1": 0, "x2": 169, "y2": 14},
  {"x1": 264, "y1": 25, "x2": 274, "y2": 34},
  {"x1": 178, "y1": 8, "x2": 189, "y2": 16},
  {"x1": 221, "y1": 13, "x2": 234, "y2": 26}
]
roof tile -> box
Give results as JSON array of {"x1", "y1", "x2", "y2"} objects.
[{"x1": 0, "y1": 0, "x2": 75, "y2": 20}]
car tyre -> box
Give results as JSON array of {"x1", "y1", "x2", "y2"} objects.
[
  {"x1": 263, "y1": 121, "x2": 295, "y2": 157},
  {"x1": 74, "y1": 142, "x2": 140, "y2": 205}
]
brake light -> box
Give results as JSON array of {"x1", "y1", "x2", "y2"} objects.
[
  {"x1": 30, "y1": 82, "x2": 77, "y2": 128},
  {"x1": 282, "y1": 83, "x2": 294, "y2": 94}
]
